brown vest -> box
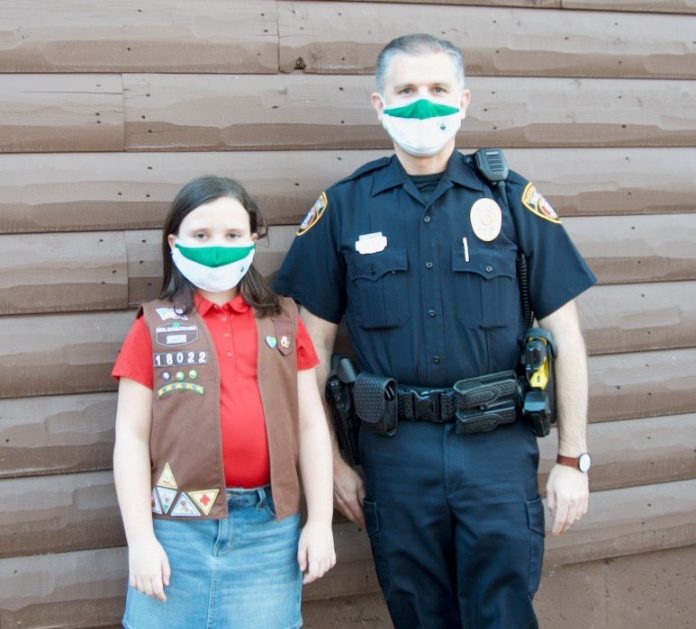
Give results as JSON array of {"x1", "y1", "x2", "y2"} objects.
[{"x1": 141, "y1": 297, "x2": 301, "y2": 521}]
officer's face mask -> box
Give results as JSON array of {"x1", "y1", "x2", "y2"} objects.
[
  {"x1": 380, "y1": 97, "x2": 462, "y2": 157},
  {"x1": 171, "y1": 239, "x2": 255, "y2": 293}
]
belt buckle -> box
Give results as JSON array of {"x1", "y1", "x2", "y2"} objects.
[{"x1": 412, "y1": 390, "x2": 443, "y2": 423}]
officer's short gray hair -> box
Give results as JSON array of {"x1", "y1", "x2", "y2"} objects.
[{"x1": 375, "y1": 33, "x2": 466, "y2": 94}]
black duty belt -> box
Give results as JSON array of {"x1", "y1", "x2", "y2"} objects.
[{"x1": 397, "y1": 371, "x2": 521, "y2": 434}]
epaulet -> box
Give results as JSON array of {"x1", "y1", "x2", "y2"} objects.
[{"x1": 333, "y1": 156, "x2": 391, "y2": 187}]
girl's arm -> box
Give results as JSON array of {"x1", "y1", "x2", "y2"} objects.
[
  {"x1": 296, "y1": 367, "x2": 336, "y2": 584},
  {"x1": 113, "y1": 377, "x2": 170, "y2": 601}
]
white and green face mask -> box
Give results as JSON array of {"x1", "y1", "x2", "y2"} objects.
[
  {"x1": 171, "y1": 240, "x2": 255, "y2": 293},
  {"x1": 381, "y1": 98, "x2": 461, "y2": 157}
]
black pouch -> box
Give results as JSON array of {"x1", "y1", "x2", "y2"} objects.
[
  {"x1": 353, "y1": 372, "x2": 398, "y2": 437},
  {"x1": 453, "y1": 370, "x2": 519, "y2": 435}
]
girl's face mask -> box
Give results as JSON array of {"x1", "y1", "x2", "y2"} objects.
[
  {"x1": 381, "y1": 97, "x2": 462, "y2": 157},
  {"x1": 171, "y1": 240, "x2": 255, "y2": 293}
]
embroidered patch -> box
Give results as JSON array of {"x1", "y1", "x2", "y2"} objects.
[
  {"x1": 157, "y1": 382, "x2": 205, "y2": 398},
  {"x1": 154, "y1": 350, "x2": 208, "y2": 368},
  {"x1": 151, "y1": 488, "x2": 163, "y2": 515},
  {"x1": 156, "y1": 487, "x2": 177, "y2": 514},
  {"x1": 189, "y1": 489, "x2": 220, "y2": 516},
  {"x1": 266, "y1": 335, "x2": 277, "y2": 349},
  {"x1": 296, "y1": 192, "x2": 328, "y2": 236},
  {"x1": 155, "y1": 307, "x2": 189, "y2": 321},
  {"x1": 155, "y1": 322, "x2": 199, "y2": 347},
  {"x1": 521, "y1": 183, "x2": 561, "y2": 224},
  {"x1": 171, "y1": 493, "x2": 200, "y2": 517},
  {"x1": 157, "y1": 463, "x2": 178, "y2": 489}
]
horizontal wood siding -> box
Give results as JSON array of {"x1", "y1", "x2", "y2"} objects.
[{"x1": 0, "y1": 1, "x2": 278, "y2": 73}]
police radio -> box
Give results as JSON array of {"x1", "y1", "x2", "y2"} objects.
[{"x1": 474, "y1": 148, "x2": 557, "y2": 436}]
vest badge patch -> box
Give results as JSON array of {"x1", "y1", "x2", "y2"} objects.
[
  {"x1": 521, "y1": 183, "x2": 561, "y2": 224},
  {"x1": 280, "y1": 335, "x2": 291, "y2": 349},
  {"x1": 157, "y1": 462, "x2": 178, "y2": 489},
  {"x1": 155, "y1": 322, "x2": 199, "y2": 347},
  {"x1": 156, "y1": 486, "x2": 177, "y2": 514},
  {"x1": 297, "y1": 192, "x2": 328, "y2": 236},
  {"x1": 155, "y1": 307, "x2": 189, "y2": 321},
  {"x1": 189, "y1": 489, "x2": 219, "y2": 516},
  {"x1": 157, "y1": 382, "x2": 205, "y2": 398},
  {"x1": 171, "y1": 492, "x2": 200, "y2": 517},
  {"x1": 151, "y1": 488, "x2": 163, "y2": 515},
  {"x1": 266, "y1": 335, "x2": 277, "y2": 349}
]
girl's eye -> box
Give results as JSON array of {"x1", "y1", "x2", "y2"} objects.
[
  {"x1": 226, "y1": 233, "x2": 240, "y2": 239},
  {"x1": 193, "y1": 233, "x2": 207, "y2": 240},
  {"x1": 399, "y1": 87, "x2": 412, "y2": 95}
]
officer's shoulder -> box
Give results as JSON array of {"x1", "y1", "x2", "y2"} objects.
[
  {"x1": 329, "y1": 156, "x2": 391, "y2": 190},
  {"x1": 504, "y1": 168, "x2": 530, "y2": 190}
]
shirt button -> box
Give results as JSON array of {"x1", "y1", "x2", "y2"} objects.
[
  {"x1": 224, "y1": 332, "x2": 230, "y2": 338},
  {"x1": 423, "y1": 216, "x2": 431, "y2": 223},
  {"x1": 428, "y1": 309, "x2": 436, "y2": 317},
  {"x1": 425, "y1": 261, "x2": 434, "y2": 269},
  {"x1": 221, "y1": 316, "x2": 228, "y2": 322},
  {"x1": 432, "y1": 355, "x2": 441, "y2": 364},
  {"x1": 226, "y1": 351, "x2": 232, "y2": 358},
  {"x1": 485, "y1": 265, "x2": 494, "y2": 273}
]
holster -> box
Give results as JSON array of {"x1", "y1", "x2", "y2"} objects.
[
  {"x1": 353, "y1": 372, "x2": 399, "y2": 437},
  {"x1": 453, "y1": 370, "x2": 520, "y2": 434}
]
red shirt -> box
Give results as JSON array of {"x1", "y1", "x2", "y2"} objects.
[{"x1": 112, "y1": 293, "x2": 319, "y2": 488}]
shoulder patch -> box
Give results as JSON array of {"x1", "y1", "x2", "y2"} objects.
[
  {"x1": 521, "y1": 183, "x2": 561, "y2": 224},
  {"x1": 297, "y1": 192, "x2": 328, "y2": 236}
]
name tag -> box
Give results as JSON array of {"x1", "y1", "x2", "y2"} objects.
[{"x1": 355, "y1": 232, "x2": 388, "y2": 255}]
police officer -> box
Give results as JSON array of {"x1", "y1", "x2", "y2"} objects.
[{"x1": 275, "y1": 33, "x2": 596, "y2": 629}]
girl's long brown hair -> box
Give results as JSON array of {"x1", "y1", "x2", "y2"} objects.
[{"x1": 160, "y1": 176, "x2": 281, "y2": 318}]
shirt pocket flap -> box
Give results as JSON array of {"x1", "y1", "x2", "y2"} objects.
[
  {"x1": 451, "y1": 245, "x2": 516, "y2": 280},
  {"x1": 348, "y1": 248, "x2": 408, "y2": 282}
]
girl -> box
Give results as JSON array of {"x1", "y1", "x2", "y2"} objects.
[{"x1": 112, "y1": 176, "x2": 335, "y2": 629}]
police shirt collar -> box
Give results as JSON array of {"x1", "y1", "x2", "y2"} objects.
[{"x1": 371, "y1": 152, "x2": 484, "y2": 197}]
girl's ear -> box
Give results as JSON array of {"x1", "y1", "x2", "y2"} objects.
[
  {"x1": 167, "y1": 234, "x2": 177, "y2": 250},
  {"x1": 251, "y1": 232, "x2": 258, "y2": 242}
]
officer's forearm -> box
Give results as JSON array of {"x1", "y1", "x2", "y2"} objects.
[
  {"x1": 298, "y1": 307, "x2": 343, "y2": 457},
  {"x1": 539, "y1": 301, "x2": 589, "y2": 456}
]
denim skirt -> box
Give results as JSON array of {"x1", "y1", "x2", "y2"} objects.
[{"x1": 123, "y1": 486, "x2": 302, "y2": 629}]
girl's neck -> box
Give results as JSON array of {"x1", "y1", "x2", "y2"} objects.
[{"x1": 197, "y1": 286, "x2": 239, "y2": 306}]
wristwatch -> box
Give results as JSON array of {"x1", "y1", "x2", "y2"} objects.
[{"x1": 556, "y1": 452, "x2": 592, "y2": 473}]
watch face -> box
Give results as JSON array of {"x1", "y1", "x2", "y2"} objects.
[{"x1": 578, "y1": 453, "x2": 592, "y2": 473}]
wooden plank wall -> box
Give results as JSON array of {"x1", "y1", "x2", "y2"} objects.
[{"x1": 1, "y1": 1, "x2": 695, "y2": 627}]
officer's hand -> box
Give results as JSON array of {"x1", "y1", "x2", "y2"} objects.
[
  {"x1": 333, "y1": 456, "x2": 366, "y2": 528},
  {"x1": 546, "y1": 464, "x2": 589, "y2": 536}
]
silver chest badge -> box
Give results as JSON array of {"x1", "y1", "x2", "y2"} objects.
[{"x1": 470, "y1": 198, "x2": 502, "y2": 242}]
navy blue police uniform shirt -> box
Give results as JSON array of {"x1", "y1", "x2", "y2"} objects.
[{"x1": 274, "y1": 151, "x2": 596, "y2": 388}]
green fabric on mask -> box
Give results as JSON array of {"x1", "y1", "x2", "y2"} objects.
[
  {"x1": 175, "y1": 243, "x2": 254, "y2": 268},
  {"x1": 383, "y1": 99, "x2": 459, "y2": 120}
]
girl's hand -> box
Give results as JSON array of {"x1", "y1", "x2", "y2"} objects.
[
  {"x1": 297, "y1": 521, "x2": 336, "y2": 585},
  {"x1": 128, "y1": 536, "x2": 171, "y2": 602}
]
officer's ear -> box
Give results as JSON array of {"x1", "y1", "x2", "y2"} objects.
[
  {"x1": 371, "y1": 92, "x2": 385, "y2": 121},
  {"x1": 459, "y1": 89, "x2": 471, "y2": 119}
]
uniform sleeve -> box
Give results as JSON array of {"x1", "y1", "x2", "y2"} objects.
[
  {"x1": 111, "y1": 315, "x2": 154, "y2": 389},
  {"x1": 273, "y1": 190, "x2": 347, "y2": 324},
  {"x1": 506, "y1": 175, "x2": 597, "y2": 320},
  {"x1": 295, "y1": 316, "x2": 320, "y2": 371}
]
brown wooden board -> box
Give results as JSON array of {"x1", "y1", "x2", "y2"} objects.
[
  {"x1": 0, "y1": 471, "x2": 123, "y2": 559},
  {"x1": 538, "y1": 413, "x2": 696, "y2": 493},
  {"x1": 0, "y1": 547, "x2": 127, "y2": 628},
  {"x1": 0, "y1": 1, "x2": 278, "y2": 73},
  {"x1": 565, "y1": 214, "x2": 696, "y2": 284},
  {"x1": 0, "y1": 393, "x2": 116, "y2": 479},
  {"x1": 564, "y1": 0, "x2": 696, "y2": 13},
  {"x1": 278, "y1": 1, "x2": 696, "y2": 78},
  {"x1": 123, "y1": 74, "x2": 696, "y2": 151},
  {"x1": 2, "y1": 413, "x2": 693, "y2": 559},
  {"x1": 0, "y1": 310, "x2": 133, "y2": 399},
  {"x1": 0, "y1": 231, "x2": 128, "y2": 315},
  {"x1": 1, "y1": 148, "x2": 693, "y2": 234},
  {"x1": 578, "y1": 281, "x2": 696, "y2": 355},
  {"x1": 0, "y1": 74, "x2": 123, "y2": 152},
  {"x1": 588, "y1": 348, "x2": 696, "y2": 422}
]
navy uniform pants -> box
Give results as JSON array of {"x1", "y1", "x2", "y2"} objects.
[{"x1": 359, "y1": 418, "x2": 544, "y2": 629}]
